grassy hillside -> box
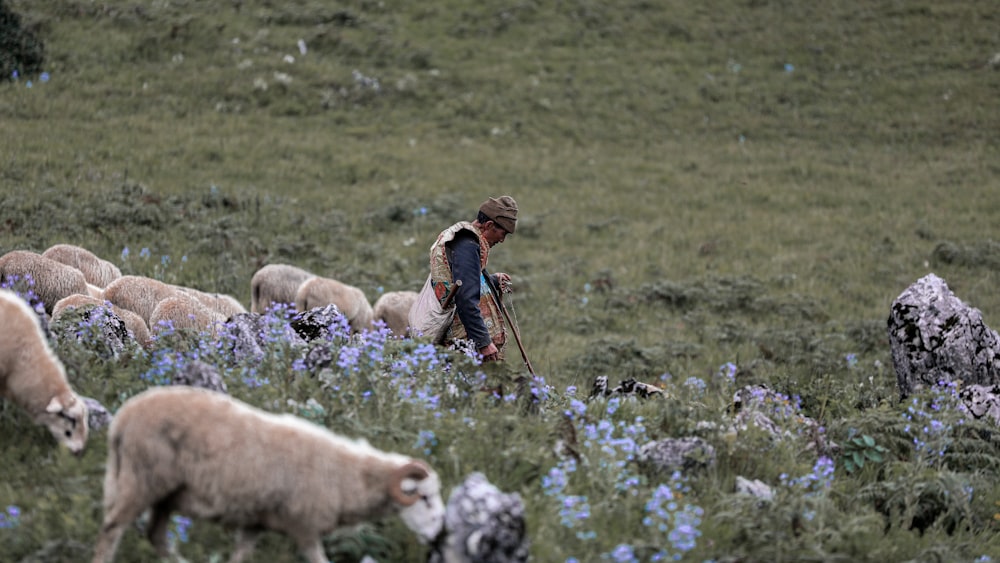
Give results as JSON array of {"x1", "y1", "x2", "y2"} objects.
[{"x1": 2, "y1": 0, "x2": 999, "y2": 561}]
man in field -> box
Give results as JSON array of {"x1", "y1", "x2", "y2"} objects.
[{"x1": 425, "y1": 196, "x2": 517, "y2": 362}]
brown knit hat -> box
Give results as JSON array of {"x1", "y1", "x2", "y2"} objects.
[{"x1": 479, "y1": 196, "x2": 518, "y2": 234}]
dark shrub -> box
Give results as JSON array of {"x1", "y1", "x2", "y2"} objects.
[{"x1": 0, "y1": 0, "x2": 45, "y2": 81}]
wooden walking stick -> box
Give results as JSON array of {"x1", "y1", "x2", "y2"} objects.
[{"x1": 485, "y1": 270, "x2": 535, "y2": 376}]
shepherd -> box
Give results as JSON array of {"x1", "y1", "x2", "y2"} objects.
[{"x1": 419, "y1": 196, "x2": 519, "y2": 364}]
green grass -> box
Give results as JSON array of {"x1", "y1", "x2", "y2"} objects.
[{"x1": 2, "y1": 0, "x2": 1000, "y2": 561}]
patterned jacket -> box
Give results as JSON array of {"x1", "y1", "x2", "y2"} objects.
[{"x1": 428, "y1": 221, "x2": 507, "y2": 356}]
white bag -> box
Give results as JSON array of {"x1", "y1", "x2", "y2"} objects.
[{"x1": 409, "y1": 275, "x2": 457, "y2": 344}]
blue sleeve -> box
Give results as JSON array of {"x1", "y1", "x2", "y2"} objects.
[{"x1": 449, "y1": 235, "x2": 492, "y2": 349}]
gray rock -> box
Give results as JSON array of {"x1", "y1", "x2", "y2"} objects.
[
  {"x1": 427, "y1": 472, "x2": 529, "y2": 563},
  {"x1": 734, "y1": 476, "x2": 774, "y2": 502},
  {"x1": 290, "y1": 304, "x2": 348, "y2": 341},
  {"x1": 958, "y1": 383, "x2": 1000, "y2": 425},
  {"x1": 52, "y1": 304, "x2": 133, "y2": 359},
  {"x1": 82, "y1": 397, "x2": 113, "y2": 432},
  {"x1": 888, "y1": 273, "x2": 1000, "y2": 398},
  {"x1": 637, "y1": 437, "x2": 716, "y2": 475},
  {"x1": 172, "y1": 360, "x2": 227, "y2": 394}
]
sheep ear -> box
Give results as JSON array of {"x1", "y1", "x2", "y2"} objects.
[
  {"x1": 46, "y1": 397, "x2": 64, "y2": 414},
  {"x1": 390, "y1": 461, "x2": 430, "y2": 506}
]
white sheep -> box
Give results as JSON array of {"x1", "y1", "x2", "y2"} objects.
[
  {"x1": 51, "y1": 294, "x2": 152, "y2": 349},
  {"x1": 149, "y1": 293, "x2": 227, "y2": 337},
  {"x1": 91, "y1": 386, "x2": 445, "y2": 563},
  {"x1": 102, "y1": 275, "x2": 183, "y2": 328},
  {"x1": 0, "y1": 289, "x2": 88, "y2": 455},
  {"x1": 373, "y1": 290, "x2": 419, "y2": 337},
  {"x1": 295, "y1": 276, "x2": 374, "y2": 334},
  {"x1": 250, "y1": 263, "x2": 315, "y2": 314},
  {"x1": 86, "y1": 283, "x2": 104, "y2": 299},
  {"x1": 41, "y1": 243, "x2": 122, "y2": 288},
  {"x1": 174, "y1": 285, "x2": 248, "y2": 319},
  {"x1": 0, "y1": 250, "x2": 90, "y2": 314}
]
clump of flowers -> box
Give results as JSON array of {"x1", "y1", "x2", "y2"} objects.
[
  {"x1": 414, "y1": 430, "x2": 438, "y2": 456},
  {"x1": 780, "y1": 456, "x2": 835, "y2": 495},
  {"x1": 0, "y1": 506, "x2": 21, "y2": 529},
  {"x1": 167, "y1": 515, "x2": 192, "y2": 547},
  {"x1": 600, "y1": 471, "x2": 704, "y2": 561}
]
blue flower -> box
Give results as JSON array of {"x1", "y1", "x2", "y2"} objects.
[{"x1": 40, "y1": 72, "x2": 50, "y2": 83}]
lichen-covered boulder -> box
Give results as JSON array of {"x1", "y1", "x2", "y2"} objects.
[
  {"x1": 888, "y1": 273, "x2": 1000, "y2": 399},
  {"x1": 958, "y1": 383, "x2": 1000, "y2": 426},
  {"x1": 637, "y1": 437, "x2": 716, "y2": 476},
  {"x1": 51, "y1": 304, "x2": 133, "y2": 359},
  {"x1": 172, "y1": 359, "x2": 227, "y2": 394},
  {"x1": 290, "y1": 304, "x2": 349, "y2": 341},
  {"x1": 82, "y1": 397, "x2": 113, "y2": 433},
  {"x1": 735, "y1": 476, "x2": 774, "y2": 502},
  {"x1": 427, "y1": 472, "x2": 529, "y2": 563}
]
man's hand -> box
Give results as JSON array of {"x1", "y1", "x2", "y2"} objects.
[
  {"x1": 496, "y1": 272, "x2": 512, "y2": 294},
  {"x1": 479, "y1": 342, "x2": 500, "y2": 362}
]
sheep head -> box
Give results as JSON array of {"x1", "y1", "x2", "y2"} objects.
[
  {"x1": 392, "y1": 460, "x2": 446, "y2": 542},
  {"x1": 40, "y1": 393, "x2": 89, "y2": 456}
]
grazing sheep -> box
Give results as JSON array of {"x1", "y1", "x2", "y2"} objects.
[
  {"x1": 174, "y1": 285, "x2": 248, "y2": 319},
  {"x1": 41, "y1": 243, "x2": 122, "y2": 288},
  {"x1": 92, "y1": 386, "x2": 445, "y2": 563},
  {"x1": 102, "y1": 275, "x2": 182, "y2": 327},
  {"x1": 295, "y1": 276, "x2": 374, "y2": 334},
  {"x1": 0, "y1": 250, "x2": 90, "y2": 314},
  {"x1": 87, "y1": 283, "x2": 105, "y2": 299},
  {"x1": 373, "y1": 290, "x2": 419, "y2": 337},
  {"x1": 0, "y1": 289, "x2": 88, "y2": 455},
  {"x1": 149, "y1": 294, "x2": 227, "y2": 336},
  {"x1": 51, "y1": 294, "x2": 152, "y2": 348},
  {"x1": 250, "y1": 263, "x2": 315, "y2": 314}
]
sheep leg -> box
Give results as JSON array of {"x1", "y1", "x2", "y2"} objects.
[
  {"x1": 92, "y1": 522, "x2": 126, "y2": 563},
  {"x1": 228, "y1": 528, "x2": 259, "y2": 563},
  {"x1": 145, "y1": 500, "x2": 174, "y2": 558},
  {"x1": 297, "y1": 539, "x2": 330, "y2": 563}
]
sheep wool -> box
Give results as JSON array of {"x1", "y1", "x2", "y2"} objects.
[
  {"x1": 250, "y1": 263, "x2": 315, "y2": 314},
  {"x1": 0, "y1": 250, "x2": 90, "y2": 315},
  {"x1": 149, "y1": 294, "x2": 227, "y2": 337},
  {"x1": 92, "y1": 386, "x2": 445, "y2": 563},
  {"x1": 295, "y1": 276, "x2": 374, "y2": 334},
  {"x1": 373, "y1": 290, "x2": 419, "y2": 337},
  {"x1": 0, "y1": 289, "x2": 88, "y2": 455},
  {"x1": 174, "y1": 285, "x2": 248, "y2": 319},
  {"x1": 102, "y1": 275, "x2": 183, "y2": 327},
  {"x1": 41, "y1": 243, "x2": 122, "y2": 288}
]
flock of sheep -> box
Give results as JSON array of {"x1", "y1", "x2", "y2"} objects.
[{"x1": 0, "y1": 244, "x2": 474, "y2": 563}]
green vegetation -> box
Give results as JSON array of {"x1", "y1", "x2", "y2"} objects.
[{"x1": 2, "y1": 0, "x2": 999, "y2": 561}]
